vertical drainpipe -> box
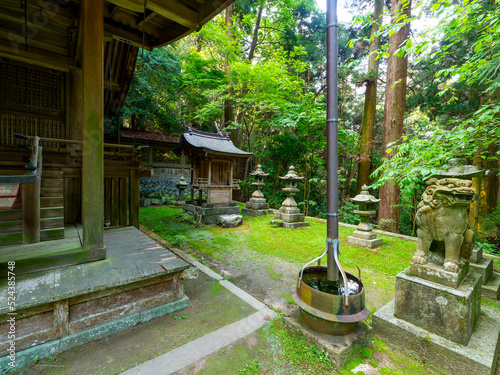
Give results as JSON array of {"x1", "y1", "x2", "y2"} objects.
[{"x1": 326, "y1": 0, "x2": 340, "y2": 281}]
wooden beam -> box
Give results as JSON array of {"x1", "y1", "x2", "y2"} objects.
[
  {"x1": 82, "y1": 0, "x2": 104, "y2": 250},
  {"x1": 103, "y1": 27, "x2": 153, "y2": 50},
  {"x1": 107, "y1": 0, "x2": 145, "y2": 12},
  {"x1": 147, "y1": 0, "x2": 199, "y2": 30},
  {"x1": 0, "y1": 39, "x2": 74, "y2": 72},
  {"x1": 138, "y1": 11, "x2": 157, "y2": 27}
]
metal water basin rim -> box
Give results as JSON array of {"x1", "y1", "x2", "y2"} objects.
[{"x1": 290, "y1": 287, "x2": 370, "y2": 323}]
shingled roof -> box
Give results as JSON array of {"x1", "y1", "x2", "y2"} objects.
[
  {"x1": 120, "y1": 129, "x2": 180, "y2": 144},
  {"x1": 174, "y1": 127, "x2": 253, "y2": 158}
]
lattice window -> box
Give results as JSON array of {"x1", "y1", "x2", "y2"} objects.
[{"x1": 0, "y1": 60, "x2": 66, "y2": 147}]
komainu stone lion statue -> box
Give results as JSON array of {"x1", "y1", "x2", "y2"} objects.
[{"x1": 411, "y1": 178, "x2": 475, "y2": 273}]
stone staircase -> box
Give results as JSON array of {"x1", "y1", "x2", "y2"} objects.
[{"x1": 469, "y1": 244, "x2": 500, "y2": 300}]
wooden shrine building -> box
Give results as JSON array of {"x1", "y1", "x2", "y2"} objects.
[
  {"x1": 0, "y1": 0, "x2": 235, "y2": 370},
  {"x1": 174, "y1": 127, "x2": 252, "y2": 223}
]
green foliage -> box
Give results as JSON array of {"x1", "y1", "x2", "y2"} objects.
[
  {"x1": 339, "y1": 200, "x2": 361, "y2": 225},
  {"x1": 478, "y1": 207, "x2": 500, "y2": 255}
]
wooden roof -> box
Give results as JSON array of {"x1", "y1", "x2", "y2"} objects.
[
  {"x1": 0, "y1": 0, "x2": 235, "y2": 116},
  {"x1": 119, "y1": 128, "x2": 181, "y2": 144},
  {"x1": 174, "y1": 127, "x2": 253, "y2": 158}
]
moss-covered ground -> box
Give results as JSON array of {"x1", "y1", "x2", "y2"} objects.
[{"x1": 140, "y1": 206, "x2": 500, "y2": 375}]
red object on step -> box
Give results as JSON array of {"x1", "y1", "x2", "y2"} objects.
[{"x1": 0, "y1": 183, "x2": 20, "y2": 210}]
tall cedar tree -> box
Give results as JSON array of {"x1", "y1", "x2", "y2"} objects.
[
  {"x1": 356, "y1": 0, "x2": 384, "y2": 193},
  {"x1": 378, "y1": 0, "x2": 411, "y2": 232}
]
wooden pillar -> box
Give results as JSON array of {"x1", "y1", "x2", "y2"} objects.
[
  {"x1": 129, "y1": 170, "x2": 140, "y2": 228},
  {"x1": 22, "y1": 142, "x2": 42, "y2": 244},
  {"x1": 81, "y1": 0, "x2": 104, "y2": 250},
  {"x1": 68, "y1": 68, "x2": 83, "y2": 143}
]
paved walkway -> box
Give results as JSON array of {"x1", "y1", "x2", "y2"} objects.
[{"x1": 122, "y1": 246, "x2": 278, "y2": 375}]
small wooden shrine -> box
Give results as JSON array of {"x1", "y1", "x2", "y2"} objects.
[{"x1": 174, "y1": 127, "x2": 252, "y2": 224}]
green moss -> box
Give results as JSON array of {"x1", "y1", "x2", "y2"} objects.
[
  {"x1": 281, "y1": 292, "x2": 296, "y2": 305},
  {"x1": 346, "y1": 357, "x2": 364, "y2": 371},
  {"x1": 360, "y1": 347, "x2": 373, "y2": 359},
  {"x1": 380, "y1": 367, "x2": 392, "y2": 374},
  {"x1": 369, "y1": 360, "x2": 377, "y2": 368},
  {"x1": 209, "y1": 283, "x2": 224, "y2": 295},
  {"x1": 266, "y1": 264, "x2": 283, "y2": 281}
]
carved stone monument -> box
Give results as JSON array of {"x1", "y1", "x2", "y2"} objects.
[
  {"x1": 347, "y1": 185, "x2": 383, "y2": 248},
  {"x1": 273, "y1": 165, "x2": 310, "y2": 229},
  {"x1": 242, "y1": 164, "x2": 271, "y2": 217},
  {"x1": 373, "y1": 160, "x2": 500, "y2": 375}
]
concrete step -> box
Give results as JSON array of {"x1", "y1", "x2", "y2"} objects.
[
  {"x1": 469, "y1": 257, "x2": 493, "y2": 284},
  {"x1": 482, "y1": 272, "x2": 500, "y2": 301}
]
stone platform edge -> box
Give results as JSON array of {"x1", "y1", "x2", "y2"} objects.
[
  {"x1": 373, "y1": 299, "x2": 500, "y2": 375},
  {"x1": 0, "y1": 296, "x2": 189, "y2": 375}
]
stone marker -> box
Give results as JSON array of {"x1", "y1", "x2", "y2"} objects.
[
  {"x1": 176, "y1": 176, "x2": 188, "y2": 202},
  {"x1": 242, "y1": 165, "x2": 271, "y2": 217},
  {"x1": 347, "y1": 185, "x2": 382, "y2": 248},
  {"x1": 273, "y1": 165, "x2": 310, "y2": 229}
]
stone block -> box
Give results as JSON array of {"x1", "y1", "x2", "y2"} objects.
[
  {"x1": 482, "y1": 272, "x2": 500, "y2": 300},
  {"x1": 395, "y1": 269, "x2": 481, "y2": 345},
  {"x1": 241, "y1": 208, "x2": 271, "y2": 217},
  {"x1": 347, "y1": 236, "x2": 383, "y2": 249},
  {"x1": 351, "y1": 230, "x2": 377, "y2": 240},
  {"x1": 408, "y1": 262, "x2": 469, "y2": 288},
  {"x1": 373, "y1": 300, "x2": 500, "y2": 375},
  {"x1": 281, "y1": 221, "x2": 310, "y2": 229},
  {"x1": 280, "y1": 213, "x2": 305, "y2": 223},
  {"x1": 246, "y1": 201, "x2": 269, "y2": 210},
  {"x1": 217, "y1": 214, "x2": 243, "y2": 228},
  {"x1": 470, "y1": 245, "x2": 483, "y2": 263},
  {"x1": 469, "y1": 257, "x2": 493, "y2": 284},
  {"x1": 284, "y1": 309, "x2": 372, "y2": 370}
]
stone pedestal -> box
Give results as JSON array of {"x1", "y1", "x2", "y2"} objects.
[
  {"x1": 347, "y1": 229, "x2": 383, "y2": 249},
  {"x1": 284, "y1": 309, "x2": 372, "y2": 370},
  {"x1": 242, "y1": 195, "x2": 271, "y2": 217},
  {"x1": 395, "y1": 268, "x2": 481, "y2": 345},
  {"x1": 273, "y1": 204, "x2": 310, "y2": 229},
  {"x1": 469, "y1": 244, "x2": 500, "y2": 300},
  {"x1": 373, "y1": 268, "x2": 500, "y2": 375}
]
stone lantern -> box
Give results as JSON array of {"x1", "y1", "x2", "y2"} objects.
[
  {"x1": 176, "y1": 176, "x2": 188, "y2": 202},
  {"x1": 347, "y1": 185, "x2": 382, "y2": 248},
  {"x1": 273, "y1": 165, "x2": 310, "y2": 229},
  {"x1": 242, "y1": 164, "x2": 270, "y2": 217}
]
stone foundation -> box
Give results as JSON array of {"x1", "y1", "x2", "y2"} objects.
[{"x1": 284, "y1": 309, "x2": 372, "y2": 371}]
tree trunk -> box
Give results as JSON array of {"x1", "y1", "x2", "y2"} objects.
[
  {"x1": 378, "y1": 0, "x2": 412, "y2": 233},
  {"x1": 224, "y1": 5, "x2": 237, "y2": 142},
  {"x1": 248, "y1": 6, "x2": 263, "y2": 62},
  {"x1": 485, "y1": 143, "x2": 499, "y2": 213},
  {"x1": 356, "y1": 0, "x2": 383, "y2": 193}
]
